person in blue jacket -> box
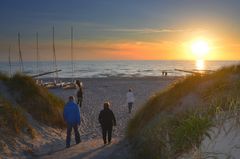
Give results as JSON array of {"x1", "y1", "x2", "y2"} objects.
[{"x1": 63, "y1": 96, "x2": 81, "y2": 148}]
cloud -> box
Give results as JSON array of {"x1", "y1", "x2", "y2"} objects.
[{"x1": 102, "y1": 28, "x2": 184, "y2": 33}]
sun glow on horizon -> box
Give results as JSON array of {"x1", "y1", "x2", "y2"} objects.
[{"x1": 191, "y1": 39, "x2": 210, "y2": 59}]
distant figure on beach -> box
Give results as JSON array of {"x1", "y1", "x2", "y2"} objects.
[
  {"x1": 98, "y1": 102, "x2": 116, "y2": 145},
  {"x1": 126, "y1": 88, "x2": 135, "y2": 113},
  {"x1": 76, "y1": 80, "x2": 83, "y2": 107},
  {"x1": 63, "y1": 96, "x2": 81, "y2": 148}
]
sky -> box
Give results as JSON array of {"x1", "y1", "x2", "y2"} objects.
[{"x1": 0, "y1": 0, "x2": 240, "y2": 61}]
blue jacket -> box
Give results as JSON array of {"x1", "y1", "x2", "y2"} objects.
[{"x1": 63, "y1": 101, "x2": 80, "y2": 125}]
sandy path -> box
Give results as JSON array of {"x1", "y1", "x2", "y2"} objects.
[{"x1": 39, "y1": 77, "x2": 176, "y2": 159}]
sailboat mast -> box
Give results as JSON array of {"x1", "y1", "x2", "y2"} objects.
[
  {"x1": 71, "y1": 26, "x2": 74, "y2": 82},
  {"x1": 8, "y1": 45, "x2": 12, "y2": 76},
  {"x1": 18, "y1": 32, "x2": 24, "y2": 72},
  {"x1": 36, "y1": 32, "x2": 39, "y2": 76},
  {"x1": 52, "y1": 26, "x2": 58, "y2": 81}
]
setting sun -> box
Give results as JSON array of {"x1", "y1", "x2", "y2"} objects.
[{"x1": 191, "y1": 39, "x2": 210, "y2": 59}]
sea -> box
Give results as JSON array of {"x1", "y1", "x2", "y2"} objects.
[{"x1": 0, "y1": 60, "x2": 239, "y2": 78}]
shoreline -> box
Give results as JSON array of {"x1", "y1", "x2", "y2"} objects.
[{"x1": 38, "y1": 76, "x2": 182, "y2": 81}]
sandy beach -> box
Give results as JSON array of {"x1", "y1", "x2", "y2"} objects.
[
  {"x1": 35, "y1": 77, "x2": 178, "y2": 158},
  {"x1": 49, "y1": 77, "x2": 177, "y2": 138}
]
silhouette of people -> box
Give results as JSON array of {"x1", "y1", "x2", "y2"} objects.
[
  {"x1": 126, "y1": 88, "x2": 135, "y2": 113},
  {"x1": 63, "y1": 96, "x2": 81, "y2": 148},
  {"x1": 98, "y1": 102, "x2": 116, "y2": 145},
  {"x1": 76, "y1": 80, "x2": 83, "y2": 108}
]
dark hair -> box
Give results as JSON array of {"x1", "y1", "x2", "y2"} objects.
[
  {"x1": 76, "y1": 80, "x2": 82, "y2": 88},
  {"x1": 129, "y1": 88, "x2": 132, "y2": 92},
  {"x1": 104, "y1": 102, "x2": 110, "y2": 109},
  {"x1": 69, "y1": 96, "x2": 74, "y2": 101}
]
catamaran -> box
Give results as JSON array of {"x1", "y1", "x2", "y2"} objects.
[
  {"x1": 62, "y1": 26, "x2": 77, "y2": 89},
  {"x1": 44, "y1": 26, "x2": 63, "y2": 89}
]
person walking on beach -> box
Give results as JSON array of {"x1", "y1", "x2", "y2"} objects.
[
  {"x1": 126, "y1": 88, "x2": 135, "y2": 113},
  {"x1": 76, "y1": 80, "x2": 83, "y2": 108},
  {"x1": 63, "y1": 96, "x2": 81, "y2": 148},
  {"x1": 98, "y1": 102, "x2": 116, "y2": 145}
]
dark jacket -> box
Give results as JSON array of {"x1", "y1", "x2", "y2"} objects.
[
  {"x1": 98, "y1": 108, "x2": 116, "y2": 127},
  {"x1": 63, "y1": 101, "x2": 80, "y2": 125}
]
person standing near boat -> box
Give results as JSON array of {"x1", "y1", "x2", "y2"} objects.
[
  {"x1": 76, "y1": 80, "x2": 83, "y2": 108},
  {"x1": 126, "y1": 88, "x2": 135, "y2": 113},
  {"x1": 63, "y1": 96, "x2": 81, "y2": 148},
  {"x1": 98, "y1": 102, "x2": 116, "y2": 145}
]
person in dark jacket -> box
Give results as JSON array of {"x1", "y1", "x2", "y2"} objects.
[
  {"x1": 98, "y1": 102, "x2": 116, "y2": 145},
  {"x1": 63, "y1": 96, "x2": 81, "y2": 148},
  {"x1": 76, "y1": 80, "x2": 83, "y2": 108}
]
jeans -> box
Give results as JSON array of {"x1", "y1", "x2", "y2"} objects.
[{"x1": 66, "y1": 124, "x2": 80, "y2": 148}]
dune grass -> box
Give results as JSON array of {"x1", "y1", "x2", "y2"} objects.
[
  {"x1": 0, "y1": 95, "x2": 34, "y2": 136},
  {"x1": 127, "y1": 74, "x2": 203, "y2": 138},
  {"x1": 0, "y1": 72, "x2": 9, "y2": 81},
  {"x1": 3, "y1": 73, "x2": 65, "y2": 128},
  {"x1": 127, "y1": 64, "x2": 240, "y2": 159}
]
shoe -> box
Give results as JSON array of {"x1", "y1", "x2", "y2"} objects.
[{"x1": 66, "y1": 145, "x2": 70, "y2": 148}]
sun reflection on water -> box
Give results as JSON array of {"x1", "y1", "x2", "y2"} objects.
[{"x1": 195, "y1": 59, "x2": 205, "y2": 70}]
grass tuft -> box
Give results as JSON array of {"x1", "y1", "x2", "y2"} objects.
[
  {"x1": 0, "y1": 96, "x2": 34, "y2": 137},
  {"x1": 4, "y1": 73, "x2": 65, "y2": 128}
]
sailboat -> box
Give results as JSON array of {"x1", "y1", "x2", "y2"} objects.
[
  {"x1": 45, "y1": 26, "x2": 63, "y2": 89},
  {"x1": 63, "y1": 26, "x2": 77, "y2": 89},
  {"x1": 31, "y1": 31, "x2": 62, "y2": 80}
]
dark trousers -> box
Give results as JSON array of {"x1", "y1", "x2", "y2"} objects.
[
  {"x1": 128, "y1": 102, "x2": 133, "y2": 113},
  {"x1": 101, "y1": 125, "x2": 113, "y2": 144},
  {"x1": 77, "y1": 97, "x2": 82, "y2": 107},
  {"x1": 66, "y1": 124, "x2": 80, "y2": 147}
]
